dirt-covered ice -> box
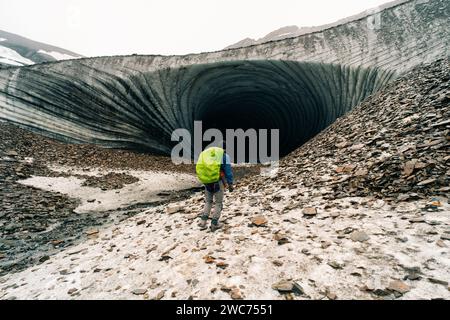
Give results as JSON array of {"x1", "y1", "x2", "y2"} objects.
[{"x1": 1, "y1": 185, "x2": 448, "y2": 300}]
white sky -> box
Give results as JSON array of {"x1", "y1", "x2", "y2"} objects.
[{"x1": 0, "y1": 0, "x2": 392, "y2": 57}]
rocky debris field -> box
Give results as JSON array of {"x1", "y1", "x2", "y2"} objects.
[
  {"x1": 0, "y1": 58, "x2": 449, "y2": 300},
  {"x1": 0, "y1": 123, "x2": 195, "y2": 173},
  {"x1": 80, "y1": 173, "x2": 140, "y2": 190},
  {"x1": 0, "y1": 123, "x2": 199, "y2": 276}
]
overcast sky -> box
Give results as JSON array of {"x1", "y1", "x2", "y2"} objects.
[{"x1": 0, "y1": 0, "x2": 392, "y2": 57}]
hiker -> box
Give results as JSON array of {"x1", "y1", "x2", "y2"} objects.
[{"x1": 196, "y1": 144, "x2": 233, "y2": 231}]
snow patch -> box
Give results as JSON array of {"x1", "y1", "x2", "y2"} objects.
[
  {"x1": 37, "y1": 49, "x2": 79, "y2": 61},
  {"x1": 0, "y1": 58, "x2": 24, "y2": 66},
  {"x1": 18, "y1": 165, "x2": 199, "y2": 213},
  {"x1": 276, "y1": 32, "x2": 295, "y2": 37},
  {"x1": 0, "y1": 38, "x2": 6, "y2": 42},
  {"x1": 0, "y1": 45, "x2": 34, "y2": 65}
]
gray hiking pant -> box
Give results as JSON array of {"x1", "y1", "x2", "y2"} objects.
[{"x1": 201, "y1": 181, "x2": 224, "y2": 222}]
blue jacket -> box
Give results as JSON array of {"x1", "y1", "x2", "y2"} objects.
[{"x1": 221, "y1": 153, "x2": 233, "y2": 185}]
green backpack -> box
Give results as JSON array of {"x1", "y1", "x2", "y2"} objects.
[{"x1": 196, "y1": 147, "x2": 224, "y2": 184}]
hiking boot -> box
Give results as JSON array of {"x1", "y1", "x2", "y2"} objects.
[
  {"x1": 210, "y1": 220, "x2": 222, "y2": 232},
  {"x1": 199, "y1": 219, "x2": 208, "y2": 230}
]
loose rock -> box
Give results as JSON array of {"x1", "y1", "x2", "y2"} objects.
[
  {"x1": 350, "y1": 231, "x2": 370, "y2": 242},
  {"x1": 250, "y1": 216, "x2": 268, "y2": 227}
]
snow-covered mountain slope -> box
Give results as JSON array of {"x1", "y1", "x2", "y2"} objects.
[
  {"x1": 0, "y1": 45, "x2": 35, "y2": 66},
  {"x1": 0, "y1": 30, "x2": 83, "y2": 67}
]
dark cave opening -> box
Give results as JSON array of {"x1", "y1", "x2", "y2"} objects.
[
  {"x1": 184, "y1": 61, "x2": 396, "y2": 163},
  {"x1": 199, "y1": 95, "x2": 285, "y2": 163},
  {"x1": 192, "y1": 64, "x2": 321, "y2": 161}
]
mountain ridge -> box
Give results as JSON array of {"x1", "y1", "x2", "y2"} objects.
[
  {"x1": 225, "y1": 0, "x2": 409, "y2": 49},
  {"x1": 0, "y1": 29, "x2": 83, "y2": 67}
]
